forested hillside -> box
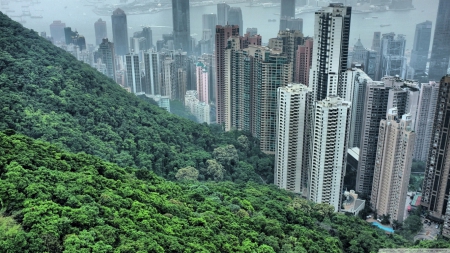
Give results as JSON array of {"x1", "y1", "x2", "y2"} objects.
[
  {"x1": 0, "y1": 12, "x2": 272, "y2": 183},
  {"x1": 3, "y1": 131, "x2": 447, "y2": 252}
]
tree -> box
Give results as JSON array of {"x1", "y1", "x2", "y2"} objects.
[
  {"x1": 205, "y1": 159, "x2": 224, "y2": 181},
  {"x1": 175, "y1": 166, "x2": 199, "y2": 181},
  {"x1": 213, "y1": 145, "x2": 239, "y2": 167}
]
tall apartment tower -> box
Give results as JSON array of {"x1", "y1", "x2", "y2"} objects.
[
  {"x1": 357, "y1": 77, "x2": 419, "y2": 195},
  {"x1": 217, "y1": 3, "x2": 230, "y2": 26},
  {"x1": 49, "y1": 20, "x2": 66, "y2": 43},
  {"x1": 371, "y1": 109, "x2": 415, "y2": 223},
  {"x1": 160, "y1": 54, "x2": 175, "y2": 98},
  {"x1": 428, "y1": 0, "x2": 450, "y2": 81},
  {"x1": 111, "y1": 8, "x2": 129, "y2": 56},
  {"x1": 376, "y1": 33, "x2": 407, "y2": 80},
  {"x1": 196, "y1": 61, "x2": 209, "y2": 103},
  {"x1": 413, "y1": 81, "x2": 439, "y2": 162},
  {"x1": 295, "y1": 38, "x2": 313, "y2": 85},
  {"x1": 309, "y1": 96, "x2": 351, "y2": 212},
  {"x1": 172, "y1": 0, "x2": 191, "y2": 53},
  {"x1": 410, "y1": 21, "x2": 432, "y2": 73},
  {"x1": 125, "y1": 52, "x2": 142, "y2": 94},
  {"x1": 143, "y1": 51, "x2": 160, "y2": 95},
  {"x1": 215, "y1": 25, "x2": 240, "y2": 126},
  {"x1": 351, "y1": 39, "x2": 367, "y2": 65},
  {"x1": 348, "y1": 69, "x2": 372, "y2": 148},
  {"x1": 94, "y1": 18, "x2": 107, "y2": 46},
  {"x1": 227, "y1": 8, "x2": 243, "y2": 36},
  {"x1": 97, "y1": 38, "x2": 116, "y2": 81},
  {"x1": 422, "y1": 76, "x2": 450, "y2": 221},
  {"x1": 142, "y1": 27, "x2": 153, "y2": 50},
  {"x1": 274, "y1": 84, "x2": 312, "y2": 196},
  {"x1": 309, "y1": 3, "x2": 351, "y2": 102},
  {"x1": 252, "y1": 48, "x2": 292, "y2": 154}
]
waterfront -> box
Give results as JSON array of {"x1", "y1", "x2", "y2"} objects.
[{"x1": 0, "y1": 0, "x2": 439, "y2": 50}]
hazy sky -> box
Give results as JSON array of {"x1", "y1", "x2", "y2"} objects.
[{"x1": 0, "y1": 0, "x2": 440, "y2": 51}]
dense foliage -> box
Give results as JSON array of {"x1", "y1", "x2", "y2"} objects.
[
  {"x1": 1, "y1": 131, "x2": 440, "y2": 253},
  {"x1": 0, "y1": 13, "x2": 273, "y2": 183}
]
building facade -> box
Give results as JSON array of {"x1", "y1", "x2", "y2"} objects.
[
  {"x1": 410, "y1": 21, "x2": 432, "y2": 74},
  {"x1": 227, "y1": 7, "x2": 243, "y2": 36},
  {"x1": 428, "y1": 0, "x2": 450, "y2": 81},
  {"x1": 111, "y1": 8, "x2": 129, "y2": 56},
  {"x1": 172, "y1": 0, "x2": 191, "y2": 53},
  {"x1": 274, "y1": 84, "x2": 312, "y2": 196},
  {"x1": 97, "y1": 38, "x2": 116, "y2": 81},
  {"x1": 371, "y1": 109, "x2": 415, "y2": 222},
  {"x1": 94, "y1": 18, "x2": 107, "y2": 46},
  {"x1": 309, "y1": 96, "x2": 351, "y2": 212},
  {"x1": 295, "y1": 38, "x2": 313, "y2": 85},
  {"x1": 217, "y1": 3, "x2": 230, "y2": 26}
]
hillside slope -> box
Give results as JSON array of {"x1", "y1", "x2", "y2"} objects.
[
  {"x1": 0, "y1": 131, "x2": 423, "y2": 252},
  {"x1": 0, "y1": 12, "x2": 273, "y2": 182}
]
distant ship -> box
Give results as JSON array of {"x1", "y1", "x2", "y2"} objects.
[
  {"x1": 31, "y1": 15, "x2": 43, "y2": 19},
  {"x1": 380, "y1": 24, "x2": 391, "y2": 27},
  {"x1": 268, "y1": 19, "x2": 276, "y2": 22},
  {"x1": 246, "y1": 3, "x2": 262, "y2": 7}
]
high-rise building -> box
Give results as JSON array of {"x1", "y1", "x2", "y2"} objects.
[
  {"x1": 172, "y1": 0, "x2": 191, "y2": 53},
  {"x1": 97, "y1": 38, "x2": 116, "y2": 81},
  {"x1": 196, "y1": 61, "x2": 209, "y2": 103},
  {"x1": 251, "y1": 47, "x2": 292, "y2": 154},
  {"x1": 111, "y1": 8, "x2": 129, "y2": 56},
  {"x1": 94, "y1": 18, "x2": 107, "y2": 46},
  {"x1": 246, "y1": 28, "x2": 258, "y2": 36},
  {"x1": 371, "y1": 108, "x2": 415, "y2": 223},
  {"x1": 142, "y1": 27, "x2": 153, "y2": 50},
  {"x1": 227, "y1": 7, "x2": 243, "y2": 36},
  {"x1": 160, "y1": 53, "x2": 175, "y2": 98},
  {"x1": 49, "y1": 20, "x2": 66, "y2": 43},
  {"x1": 413, "y1": 81, "x2": 439, "y2": 162},
  {"x1": 276, "y1": 30, "x2": 304, "y2": 82},
  {"x1": 348, "y1": 69, "x2": 372, "y2": 148},
  {"x1": 281, "y1": 0, "x2": 296, "y2": 19},
  {"x1": 295, "y1": 38, "x2": 313, "y2": 85},
  {"x1": 185, "y1": 90, "x2": 211, "y2": 124},
  {"x1": 274, "y1": 83, "x2": 312, "y2": 196},
  {"x1": 309, "y1": 96, "x2": 351, "y2": 212},
  {"x1": 422, "y1": 76, "x2": 450, "y2": 221},
  {"x1": 428, "y1": 0, "x2": 450, "y2": 81},
  {"x1": 125, "y1": 52, "x2": 142, "y2": 94},
  {"x1": 371, "y1": 31, "x2": 381, "y2": 52},
  {"x1": 357, "y1": 77, "x2": 419, "y2": 195},
  {"x1": 351, "y1": 39, "x2": 367, "y2": 65},
  {"x1": 376, "y1": 33, "x2": 407, "y2": 80},
  {"x1": 280, "y1": 17, "x2": 303, "y2": 32},
  {"x1": 309, "y1": 3, "x2": 351, "y2": 102},
  {"x1": 410, "y1": 21, "x2": 432, "y2": 74},
  {"x1": 215, "y1": 25, "x2": 240, "y2": 126},
  {"x1": 143, "y1": 50, "x2": 160, "y2": 95},
  {"x1": 217, "y1": 3, "x2": 230, "y2": 26},
  {"x1": 202, "y1": 13, "x2": 217, "y2": 39}
]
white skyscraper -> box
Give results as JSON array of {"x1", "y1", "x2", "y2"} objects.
[
  {"x1": 309, "y1": 96, "x2": 351, "y2": 212},
  {"x1": 309, "y1": 3, "x2": 352, "y2": 102},
  {"x1": 274, "y1": 84, "x2": 312, "y2": 195},
  {"x1": 125, "y1": 52, "x2": 142, "y2": 94}
]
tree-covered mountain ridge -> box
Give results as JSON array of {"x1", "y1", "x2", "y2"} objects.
[
  {"x1": 3, "y1": 130, "x2": 449, "y2": 252},
  {"x1": 0, "y1": 11, "x2": 272, "y2": 183}
]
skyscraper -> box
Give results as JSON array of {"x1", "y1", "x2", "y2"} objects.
[
  {"x1": 295, "y1": 38, "x2": 313, "y2": 85},
  {"x1": 281, "y1": 0, "x2": 296, "y2": 19},
  {"x1": 125, "y1": 52, "x2": 142, "y2": 94},
  {"x1": 227, "y1": 7, "x2": 243, "y2": 36},
  {"x1": 94, "y1": 18, "x2": 107, "y2": 46},
  {"x1": 111, "y1": 8, "x2": 129, "y2": 56},
  {"x1": 371, "y1": 109, "x2": 415, "y2": 223},
  {"x1": 371, "y1": 31, "x2": 381, "y2": 52},
  {"x1": 422, "y1": 76, "x2": 450, "y2": 221},
  {"x1": 217, "y1": 3, "x2": 230, "y2": 26},
  {"x1": 49, "y1": 20, "x2": 66, "y2": 43},
  {"x1": 275, "y1": 84, "x2": 312, "y2": 195},
  {"x1": 279, "y1": 17, "x2": 303, "y2": 33},
  {"x1": 413, "y1": 81, "x2": 439, "y2": 162},
  {"x1": 202, "y1": 13, "x2": 217, "y2": 38},
  {"x1": 351, "y1": 39, "x2": 367, "y2": 65},
  {"x1": 410, "y1": 21, "x2": 432, "y2": 73},
  {"x1": 196, "y1": 62, "x2": 209, "y2": 103},
  {"x1": 348, "y1": 69, "x2": 372, "y2": 148},
  {"x1": 376, "y1": 33, "x2": 407, "y2": 80},
  {"x1": 215, "y1": 25, "x2": 239, "y2": 126},
  {"x1": 309, "y1": 96, "x2": 351, "y2": 212},
  {"x1": 309, "y1": 3, "x2": 351, "y2": 102},
  {"x1": 357, "y1": 77, "x2": 419, "y2": 195},
  {"x1": 143, "y1": 51, "x2": 160, "y2": 95},
  {"x1": 97, "y1": 38, "x2": 116, "y2": 81},
  {"x1": 142, "y1": 27, "x2": 153, "y2": 50},
  {"x1": 172, "y1": 0, "x2": 191, "y2": 53},
  {"x1": 428, "y1": 0, "x2": 450, "y2": 81}
]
